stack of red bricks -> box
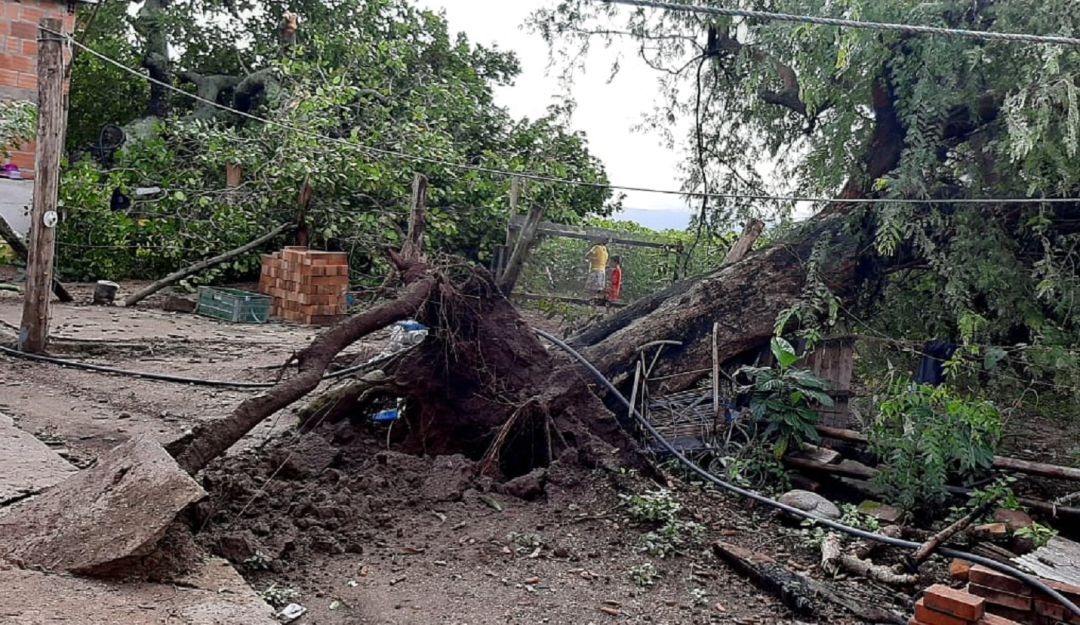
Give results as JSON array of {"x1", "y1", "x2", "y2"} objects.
[
  {"x1": 912, "y1": 561, "x2": 1080, "y2": 625},
  {"x1": 259, "y1": 246, "x2": 349, "y2": 325}
]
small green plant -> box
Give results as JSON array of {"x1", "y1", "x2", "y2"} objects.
[
  {"x1": 621, "y1": 489, "x2": 703, "y2": 558},
  {"x1": 839, "y1": 504, "x2": 881, "y2": 532},
  {"x1": 1015, "y1": 522, "x2": 1058, "y2": 548},
  {"x1": 715, "y1": 445, "x2": 791, "y2": 493},
  {"x1": 509, "y1": 531, "x2": 546, "y2": 554},
  {"x1": 621, "y1": 489, "x2": 682, "y2": 524},
  {"x1": 869, "y1": 381, "x2": 1002, "y2": 513},
  {"x1": 243, "y1": 551, "x2": 272, "y2": 571},
  {"x1": 737, "y1": 337, "x2": 832, "y2": 459},
  {"x1": 628, "y1": 562, "x2": 661, "y2": 588},
  {"x1": 258, "y1": 584, "x2": 300, "y2": 608},
  {"x1": 639, "y1": 519, "x2": 704, "y2": 557},
  {"x1": 970, "y1": 477, "x2": 1021, "y2": 511},
  {"x1": 690, "y1": 588, "x2": 710, "y2": 607}
]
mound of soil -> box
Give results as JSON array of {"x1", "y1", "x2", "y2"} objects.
[{"x1": 192, "y1": 424, "x2": 899, "y2": 624}]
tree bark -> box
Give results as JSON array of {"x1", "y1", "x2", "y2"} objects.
[
  {"x1": 123, "y1": 222, "x2": 293, "y2": 308},
  {"x1": 0, "y1": 214, "x2": 72, "y2": 303},
  {"x1": 569, "y1": 217, "x2": 765, "y2": 350},
  {"x1": 170, "y1": 271, "x2": 436, "y2": 474}
]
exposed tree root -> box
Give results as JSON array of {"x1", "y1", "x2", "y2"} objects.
[{"x1": 821, "y1": 533, "x2": 918, "y2": 586}]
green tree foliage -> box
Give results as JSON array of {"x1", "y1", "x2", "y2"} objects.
[
  {"x1": 59, "y1": 0, "x2": 613, "y2": 282},
  {"x1": 868, "y1": 381, "x2": 1002, "y2": 513},
  {"x1": 536, "y1": 1, "x2": 1080, "y2": 385}
]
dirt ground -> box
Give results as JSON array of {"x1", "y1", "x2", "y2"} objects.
[{"x1": 0, "y1": 278, "x2": 930, "y2": 624}]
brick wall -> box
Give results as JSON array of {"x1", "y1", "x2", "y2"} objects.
[{"x1": 0, "y1": 0, "x2": 78, "y2": 180}]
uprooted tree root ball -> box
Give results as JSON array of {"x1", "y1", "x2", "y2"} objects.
[{"x1": 294, "y1": 261, "x2": 633, "y2": 479}]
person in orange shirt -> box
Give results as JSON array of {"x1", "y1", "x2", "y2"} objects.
[{"x1": 606, "y1": 255, "x2": 622, "y2": 305}]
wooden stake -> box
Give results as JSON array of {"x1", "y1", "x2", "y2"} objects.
[
  {"x1": 17, "y1": 18, "x2": 67, "y2": 353},
  {"x1": 497, "y1": 182, "x2": 544, "y2": 296},
  {"x1": 401, "y1": 173, "x2": 428, "y2": 263}
]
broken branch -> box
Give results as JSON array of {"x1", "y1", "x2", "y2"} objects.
[{"x1": 123, "y1": 222, "x2": 293, "y2": 308}]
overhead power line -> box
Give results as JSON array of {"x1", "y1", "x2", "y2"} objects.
[
  {"x1": 48, "y1": 28, "x2": 1080, "y2": 207},
  {"x1": 597, "y1": 0, "x2": 1080, "y2": 47}
]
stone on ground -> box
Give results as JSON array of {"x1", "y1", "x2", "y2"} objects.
[
  {"x1": 0, "y1": 412, "x2": 76, "y2": 507},
  {"x1": 778, "y1": 489, "x2": 842, "y2": 521},
  {"x1": 0, "y1": 437, "x2": 205, "y2": 575}
]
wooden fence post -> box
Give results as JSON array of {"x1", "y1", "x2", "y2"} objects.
[{"x1": 18, "y1": 17, "x2": 67, "y2": 353}]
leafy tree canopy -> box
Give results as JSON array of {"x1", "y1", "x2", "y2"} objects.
[
  {"x1": 59, "y1": 0, "x2": 615, "y2": 283},
  {"x1": 535, "y1": 0, "x2": 1080, "y2": 387}
]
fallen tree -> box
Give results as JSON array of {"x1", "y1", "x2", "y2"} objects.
[{"x1": 167, "y1": 80, "x2": 907, "y2": 477}]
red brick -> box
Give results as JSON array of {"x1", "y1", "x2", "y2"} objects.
[
  {"x1": 969, "y1": 567, "x2": 1032, "y2": 597},
  {"x1": 968, "y1": 584, "x2": 1033, "y2": 611},
  {"x1": 3, "y1": 3, "x2": 21, "y2": 19},
  {"x1": 19, "y1": 4, "x2": 45, "y2": 23},
  {"x1": 977, "y1": 613, "x2": 1025, "y2": 625},
  {"x1": 1034, "y1": 596, "x2": 1067, "y2": 622},
  {"x1": 0, "y1": 52, "x2": 33, "y2": 73},
  {"x1": 9, "y1": 21, "x2": 37, "y2": 41},
  {"x1": 925, "y1": 585, "x2": 985, "y2": 622},
  {"x1": 21, "y1": 38, "x2": 38, "y2": 57},
  {"x1": 0, "y1": 66, "x2": 17, "y2": 86},
  {"x1": 16, "y1": 71, "x2": 36, "y2": 90},
  {"x1": 951, "y1": 560, "x2": 974, "y2": 582},
  {"x1": 1042, "y1": 579, "x2": 1080, "y2": 603},
  {"x1": 915, "y1": 599, "x2": 970, "y2": 625}
]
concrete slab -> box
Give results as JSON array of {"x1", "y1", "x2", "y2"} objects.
[
  {"x1": 0, "y1": 412, "x2": 76, "y2": 507},
  {"x1": 0, "y1": 437, "x2": 205, "y2": 575},
  {"x1": 0, "y1": 556, "x2": 277, "y2": 624}
]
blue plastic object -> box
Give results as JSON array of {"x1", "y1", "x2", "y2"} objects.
[
  {"x1": 372, "y1": 409, "x2": 400, "y2": 423},
  {"x1": 396, "y1": 320, "x2": 427, "y2": 332}
]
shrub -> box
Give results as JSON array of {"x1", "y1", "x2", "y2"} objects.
[
  {"x1": 869, "y1": 381, "x2": 1002, "y2": 513},
  {"x1": 737, "y1": 337, "x2": 832, "y2": 459}
]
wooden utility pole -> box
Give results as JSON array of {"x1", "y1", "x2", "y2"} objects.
[{"x1": 18, "y1": 18, "x2": 67, "y2": 353}]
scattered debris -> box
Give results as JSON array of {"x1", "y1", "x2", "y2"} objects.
[{"x1": 276, "y1": 602, "x2": 307, "y2": 623}]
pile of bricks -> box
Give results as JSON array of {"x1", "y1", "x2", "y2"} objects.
[
  {"x1": 911, "y1": 562, "x2": 1080, "y2": 625},
  {"x1": 258, "y1": 246, "x2": 349, "y2": 325}
]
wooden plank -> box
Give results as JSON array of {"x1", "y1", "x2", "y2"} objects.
[
  {"x1": 508, "y1": 215, "x2": 671, "y2": 249},
  {"x1": 722, "y1": 219, "x2": 765, "y2": 263},
  {"x1": 499, "y1": 201, "x2": 545, "y2": 294},
  {"x1": 17, "y1": 18, "x2": 66, "y2": 353},
  {"x1": 788, "y1": 444, "x2": 841, "y2": 465}
]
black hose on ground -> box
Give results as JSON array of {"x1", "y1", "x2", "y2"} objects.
[
  {"x1": 532, "y1": 328, "x2": 1080, "y2": 619},
  {"x1": 0, "y1": 344, "x2": 405, "y2": 389}
]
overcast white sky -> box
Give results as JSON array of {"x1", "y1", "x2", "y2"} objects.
[{"x1": 414, "y1": 0, "x2": 695, "y2": 229}]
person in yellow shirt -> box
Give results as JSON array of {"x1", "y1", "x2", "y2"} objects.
[{"x1": 585, "y1": 239, "x2": 609, "y2": 297}]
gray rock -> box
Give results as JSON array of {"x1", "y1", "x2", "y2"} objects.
[{"x1": 778, "y1": 489, "x2": 842, "y2": 521}]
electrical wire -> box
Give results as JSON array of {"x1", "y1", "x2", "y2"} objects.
[
  {"x1": 44, "y1": 28, "x2": 1080, "y2": 208},
  {"x1": 596, "y1": 0, "x2": 1080, "y2": 47},
  {"x1": 0, "y1": 343, "x2": 410, "y2": 389},
  {"x1": 531, "y1": 327, "x2": 1080, "y2": 619}
]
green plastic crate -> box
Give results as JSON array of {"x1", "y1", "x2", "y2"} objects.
[{"x1": 196, "y1": 286, "x2": 271, "y2": 324}]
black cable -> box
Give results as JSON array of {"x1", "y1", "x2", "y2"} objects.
[
  {"x1": 0, "y1": 344, "x2": 407, "y2": 389},
  {"x1": 532, "y1": 328, "x2": 1080, "y2": 619}
]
